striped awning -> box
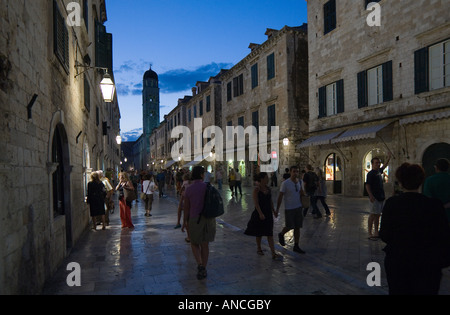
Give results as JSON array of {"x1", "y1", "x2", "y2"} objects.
[
  {"x1": 331, "y1": 123, "x2": 390, "y2": 144},
  {"x1": 399, "y1": 109, "x2": 450, "y2": 125},
  {"x1": 297, "y1": 131, "x2": 344, "y2": 148}
]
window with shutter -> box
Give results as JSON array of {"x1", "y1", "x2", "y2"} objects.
[
  {"x1": 251, "y1": 64, "x2": 258, "y2": 89},
  {"x1": 357, "y1": 71, "x2": 368, "y2": 108},
  {"x1": 95, "y1": 21, "x2": 113, "y2": 71},
  {"x1": 429, "y1": 40, "x2": 450, "y2": 91},
  {"x1": 414, "y1": 47, "x2": 429, "y2": 94},
  {"x1": 84, "y1": 76, "x2": 90, "y2": 112},
  {"x1": 319, "y1": 79, "x2": 344, "y2": 118},
  {"x1": 267, "y1": 53, "x2": 275, "y2": 80},
  {"x1": 324, "y1": 0, "x2": 337, "y2": 35},
  {"x1": 53, "y1": 1, "x2": 69, "y2": 73},
  {"x1": 367, "y1": 65, "x2": 383, "y2": 106},
  {"x1": 267, "y1": 105, "x2": 276, "y2": 128},
  {"x1": 318, "y1": 86, "x2": 327, "y2": 118}
]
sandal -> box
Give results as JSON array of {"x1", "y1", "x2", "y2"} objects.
[
  {"x1": 257, "y1": 249, "x2": 264, "y2": 256},
  {"x1": 272, "y1": 253, "x2": 283, "y2": 260}
]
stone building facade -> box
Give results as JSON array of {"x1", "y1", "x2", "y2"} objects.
[
  {"x1": 0, "y1": 0, "x2": 120, "y2": 293},
  {"x1": 221, "y1": 25, "x2": 309, "y2": 185},
  {"x1": 305, "y1": 0, "x2": 450, "y2": 196}
]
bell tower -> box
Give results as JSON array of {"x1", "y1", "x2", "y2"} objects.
[{"x1": 142, "y1": 66, "x2": 160, "y2": 136}]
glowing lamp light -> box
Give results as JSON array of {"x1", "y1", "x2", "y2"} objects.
[{"x1": 100, "y1": 72, "x2": 115, "y2": 102}]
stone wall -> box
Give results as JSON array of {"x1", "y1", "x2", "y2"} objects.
[{"x1": 0, "y1": 0, "x2": 120, "y2": 294}]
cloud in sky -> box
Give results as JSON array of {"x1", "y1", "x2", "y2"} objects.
[
  {"x1": 114, "y1": 61, "x2": 233, "y2": 97},
  {"x1": 159, "y1": 62, "x2": 233, "y2": 93}
]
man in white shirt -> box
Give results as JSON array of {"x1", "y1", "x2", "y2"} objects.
[{"x1": 276, "y1": 166, "x2": 306, "y2": 254}]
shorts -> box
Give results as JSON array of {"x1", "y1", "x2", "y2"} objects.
[
  {"x1": 285, "y1": 207, "x2": 303, "y2": 229},
  {"x1": 189, "y1": 216, "x2": 216, "y2": 245},
  {"x1": 370, "y1": 200, "x2": 384, "y2": 215}
]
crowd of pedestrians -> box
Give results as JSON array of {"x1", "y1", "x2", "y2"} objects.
[{"x1": 85, "y1": 156, "x2": 450, "y2": 294}]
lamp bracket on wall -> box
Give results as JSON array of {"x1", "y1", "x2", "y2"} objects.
[{"x1": 74, "y1": 61, "x2": 109, "y2": 78}]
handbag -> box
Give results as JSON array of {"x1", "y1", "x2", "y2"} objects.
[
  {"x1": 123, "y1": 186, "x2": 136, "y2": 202},
  {"x1": 140, "y1": 181, "x2": 151, "y2": 200},
  {"x1": 301, "y1": 194, "x2": 310, "y2": 208}
]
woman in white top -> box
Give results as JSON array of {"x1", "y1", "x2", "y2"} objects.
[{"x1": 142, "y1": 174, "x2": 156, "y2": 217}]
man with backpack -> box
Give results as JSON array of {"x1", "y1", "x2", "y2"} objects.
[
  {"x1": 183, "y1": 166, "x2": 219, "y2": 280},
  {"x1": 303, "y1": 165, "x2": 321, "y2": 218}
]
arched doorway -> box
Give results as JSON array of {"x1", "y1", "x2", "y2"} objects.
[
  {"x1": 324, "y1": 153, "x2": 342, "y2": 194},
  {"x1": 363, "y1": 148, "x2": 390, "y2": 196},
  {"x1": 422, "y1": 143, "x2": 450, "y2": 178},
  {"x1": 51, "y1": 123, "x2": 72, "y2": 249}
]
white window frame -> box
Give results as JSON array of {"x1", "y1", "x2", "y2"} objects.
[
  {"x1": 326, "y1": 82, "x2": 337, "y2": 116},
  {"x1": 367, "y1": 65, "x2": 383, "y2": 106},
  {"x1": 429, "y1": 39, "x2": 450, "y2": 91}
]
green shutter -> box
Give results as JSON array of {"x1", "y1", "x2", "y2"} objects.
[
  {"x1": 382, "y1": 61, "x2": 393, "y2": 102},
  {"x1": 318, "y1": 86, "x2": 327, "y2": 118},
  {"x1": 414, "y1": 47, "x2": 429, "y2": 94},
  {"x1": 357, "y1": 71, "x2": 368, "y2": 108},
  {"x1": 336, "y1": 79, "x2": 345, "y2": 113}
]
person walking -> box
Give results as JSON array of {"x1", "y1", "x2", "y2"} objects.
[
  {"x1": 270, "y1": 172, "x2": 278, "y2": 187},
  {"x1": 228, "y1": 168, "x2": 235, "y2": 196},
  {"x1": 142, "y1": 174, "x2": 156, "y2": 217},
  {"x1": 380, "y1": 163, "x2": 450, "y2": 295},
  {"x1": 116, "y1": 172, "x2": 135, "y2": 229},
  {"x1": 183, "y1": 166, "x2": 216, "y2": 280},
  {"x1": 311, "y1": 168, "x2": 331, "y2": 217},
  {"x1": 156, "y1": 170, "x2": 166, "y2": 198},
  {"x1": 244, "y1": 172, "x2": 282, "y2": 260},
  {"x1": 87, "y1": 172, "x2": 107, "y2": 230},
  {"x1": 178, "y1": 173, "x2": 192, "y2": 243},
  {"x1": 215, "y1": 167, "x2": 223, "y2": 190},
  {"x1": 365, "y1": 153, "x2": 391, "y2": 240},
  {"x1": 423, "y1": 158, "x2": 450, "y2": 223},
  {"x1": 303, "y1": 165, "x2": 321, "y2": 218},
  {"x1": 234, "y1": 168, "x2": 242, "y2": 196},
  {"x1": 98, "y1": 170, "x2": 114, "y2": 226},
  {"x1": 276, "y1": 166, "x2": 306, "y2": 254}
]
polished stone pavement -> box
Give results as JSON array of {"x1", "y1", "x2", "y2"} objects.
[{"x1": 42, "y1": 184, "x2": 450, "y2": 295}]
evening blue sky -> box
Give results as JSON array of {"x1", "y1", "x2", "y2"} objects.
[{"x1": 105, "y1": 0, "x2": 308, "y2": 134}]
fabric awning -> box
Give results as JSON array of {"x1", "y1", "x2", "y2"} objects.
[
  {"x1": 297, "y1": 131, "x2": 344, "y2": 148},
  {"x1": 164, "y1": 160, "x2": 178, "y2": 169},
  {"x1": 399, "y1": 110, "x2": 450, "y2": 125},
  {"x1": 182, "y1": 155, "x2": 205, "y2": 168},
  {"x1": 331, "y1": 123, "x2": 390, "y2": 144}
]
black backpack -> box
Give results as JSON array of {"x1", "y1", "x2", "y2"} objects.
[{"x1": 197, "y1": 183, "x2": 224, "y2": 223}]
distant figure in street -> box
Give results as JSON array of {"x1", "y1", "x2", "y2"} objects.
[
  {"x1": 303, "y1": 165, "x2": 320, "y2": 218},
  {"x1": 177, "y1": 172, "x2": 192, "y2": 242},
  {"x1": 183, "y1": 166, "x2": 216, "y2": 280},
  {"x1": 244, "y1": 172, "x2": 281, "y2": 260},
  {"x1": 228, "y1": 168, "x2": 236, "y2": 196},
  {"x1": 423, "y1": 158, "x2": 450, "y2": 224},
  {"x1": 365, "y1": 153, "x2": 391, "y2": 240},
  {"x1": 97, "y1": 170, "x2": 114, "y2": 225},
  {"x1": 311, "y1": 168, "x2": 331, "y2": 217},
  {"x1": 270, "y1": 172, "x2": 277, "y2": 187},
  {"x1": 87, "y1": 172, "x2": 107, "y2": 230},
  {"x1": 282, "y1": 168, "x2": 290, "y2": 181},
  {"x1": 276, "y1": 166, "x2": 306, "y2": 254},
  {"x1": 215, "y1": 167, "x2": 223, "y2": 190},
  {"x1": 116, "y1": 172, "x2": 135, "y2": 229},
  {"x1": 380, "y1": 163, "x2": 450, "y2": 295},
  {"x1": 142, "y1": 174, "x2": 156, "y2": 217},
  {"x1": 234, "y1": 168, "x2": 242, "y2": 196},
  {"x1": 156, "y1": 170, "x2": 166, "y2": 198}
]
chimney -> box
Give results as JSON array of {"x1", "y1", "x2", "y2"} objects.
[{"x1": 192, "y1": 87, "x2": 197, "y2": 96}]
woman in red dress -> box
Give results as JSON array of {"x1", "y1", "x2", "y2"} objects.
[{"x1": 116, "y1": 172, "x2": 135, "y2": 229}]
